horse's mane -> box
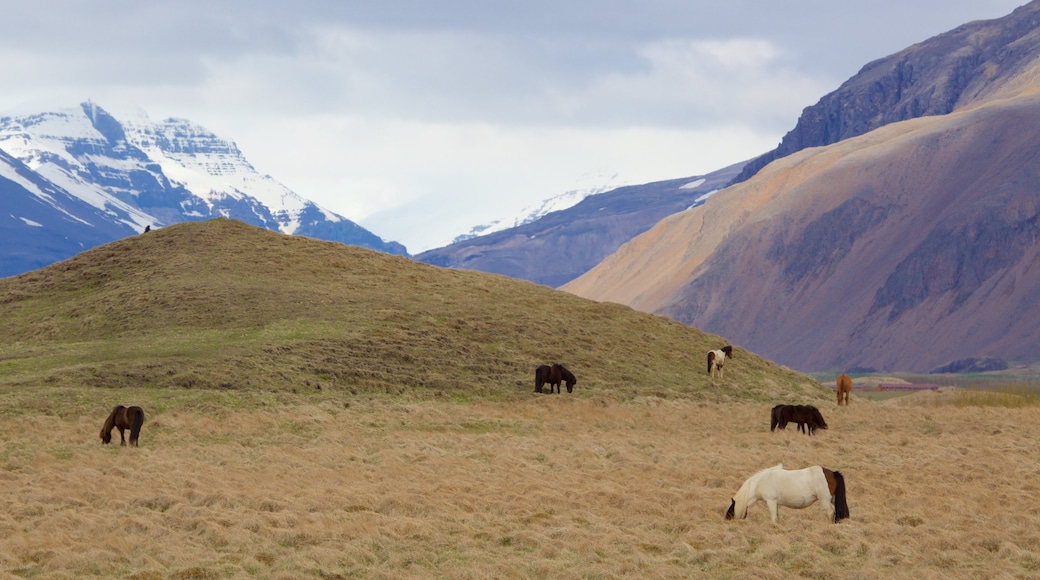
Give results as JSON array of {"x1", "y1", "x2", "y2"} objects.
[{"x1": 100, "y1": 405, "x2": 124, "y2": 443}]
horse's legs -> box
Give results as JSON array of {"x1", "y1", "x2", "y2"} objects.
[
  {"x1": 117, "y1": 426, "x2": 127, "y2": 446},
  {"x1": 767, "y1": 500, "x2": 779, "y2": 523}
]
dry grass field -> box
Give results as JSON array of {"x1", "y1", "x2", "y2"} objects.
[
  {"x1": 1, "y1": 387, "x2": 1038, "y2": 579},
  {"x1": 3, "y1": 221, "x2": 1039, "y2": 578}
]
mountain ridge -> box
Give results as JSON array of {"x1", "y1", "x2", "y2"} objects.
[
  {"x1": 0, "y1": 101, "x2": 405, "y2": 277},
  {"x1": 415, "y1": 162, "x2": 743, "y2": 288},
  {"x1": 730, "y1": 0, "x2": 1040, "y2": 185}
]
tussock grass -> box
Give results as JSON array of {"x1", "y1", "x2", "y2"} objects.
[
  {"x1": 954, "y1": 383, "x2": 1040, "y2": 408},
  {"x1": 13, "y1": 219, "x2": 1020, "y2": 576},
  {"x1": 1, "y1": 386, "x2": 1039, "y2": 577}
]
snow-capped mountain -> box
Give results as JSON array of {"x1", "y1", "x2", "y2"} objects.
[
  {"x1": 441, "y1": 174, "x2": 624, "y2": 248},
  {"x1": 0, "y1": 101, "x2": 405, "y2": 277}
]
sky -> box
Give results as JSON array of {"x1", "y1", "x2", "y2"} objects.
[{"x1": 0, "y1": 0, "x2": 1029, "y2": 252}]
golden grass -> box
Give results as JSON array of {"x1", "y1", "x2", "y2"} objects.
[
  {"x1": 5, "y1": 220, "x2": 1034, "y2": 577},
  {"x1": 2, "y1": 387, "x2": 1039, "y2": 578}
]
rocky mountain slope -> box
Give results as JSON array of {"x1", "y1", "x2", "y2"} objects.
[
  {"x1": 564, "y1": 3, "x2": 1040, "y2": 373},
  {"x1": 730, "y1": 0, "x2": 1040, "y2": 185}
]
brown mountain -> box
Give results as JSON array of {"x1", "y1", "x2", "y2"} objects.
[
  {"x1": 564, "y1": 4, "x2": 1040, "y2": 373},
  {"x1": 415, "y1": 163, "x2": 743, "y2": 288}
]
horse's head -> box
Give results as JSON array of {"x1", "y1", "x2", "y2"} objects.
[
  {"x1": 812, "y1": 408, "x2": 828, "y2": 429},
  {"x1": 722, "y1": 345, "x2": 733, "y2": 358},
  {"x1": 100, "y1": 429, "x2": 112, "y2": 444},
  {"x1": 725, "y1": 499, "x2": 736, "y2": 520},
  {"x1": 559, "y1": 366, "x2": 576, "y2": 393}
]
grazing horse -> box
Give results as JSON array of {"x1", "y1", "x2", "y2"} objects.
[
  {"x1": 836, "y1": 373, "x2": 852, "y2": 406},
  {"x1": 725, "y1": 464, "x2": 849, "y2": 524},
  {"x1": 100, "y1": 405, "x2": 146, "y2": 447},
  {"x1": 707, "y1": 345, "x2": 734, "y2": 379},
  {"x1": 535, "y1": 364, "x2": 577, "y2": 394},
  {"x1": 771, "y1": 404, "x2": 827, "y2": 435}
]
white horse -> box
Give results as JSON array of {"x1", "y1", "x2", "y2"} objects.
[
  {"x1": 707, "y1": 345, "x2": 733, "y2": 379},
  {"x1": 725, "y1": 464, "x2": 849, "y2": 524}
]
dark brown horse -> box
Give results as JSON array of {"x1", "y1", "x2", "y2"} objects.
[
  {"x1": 100, "y1": 405, "x2": 145, "y2": 447},
  {"x1": 836, "y1": 373, "x2": 852, "y2": 406},
  {"x1": 535, "y1": 364, "x2": 576, "y2": 394},
  {"x1": 770, "y1": 404, "x2": 827, "y2": 436}
]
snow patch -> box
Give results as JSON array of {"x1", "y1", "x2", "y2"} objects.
[{"x1": 679, "y1": 178, "x2": 707, "y2": 190}]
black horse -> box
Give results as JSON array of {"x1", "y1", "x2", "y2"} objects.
[
  {"x1": 535, "y1": 364, "x2": 577, "y2": 394},
  {"x1": 100, "y1": 405, "x2": 146, "y2": 447},
  {"x1": 770, "y1": 404, "x2": 827, "y2": 436}
]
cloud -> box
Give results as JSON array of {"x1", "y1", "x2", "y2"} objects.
[{"x1": 0, "y1": 0, "x2": 1029, "y2": 252}]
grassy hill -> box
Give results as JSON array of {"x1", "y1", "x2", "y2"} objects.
[{"x1": 0, "y1": 218, "x2": 821, "y2": 403}]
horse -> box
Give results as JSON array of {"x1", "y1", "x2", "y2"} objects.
[
  {"x1": 100, "y1": 405, "x2": 146, "y2": 447},
  {"x1": 535, "y1": 364, "x2": 576, "y2": 394},
  {"x1": 725, "y1": 464, "x2": 850, "y2": 524},
  {"x1": 836, "y1": 373, "x2": 852, "y2": 406},
  {"x1": 707, "y1": 345, "x2": 734, "y2": 379},
  {"x1": 771, "y1": 404, "x2": 827, "y2": 435}
]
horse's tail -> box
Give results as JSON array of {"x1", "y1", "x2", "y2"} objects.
[
  {"x1": 727, "y1": 478, "x2": 752, "y2": 520},
  {"x1": 707, "y1": 351, "x2": 715, "y2": 375},
  {"x1": 535, "y1": 366, "x2": 545, "y2": 393},
  {"x1": 128, "y1": 406, "x2": 145, "y2": 447},
  {"x1": 100, "y1": 405, "x2": 123, "y2": 444},
  {"x1": 831, "y1": 470, "x2": 849, "y2": 523},
  {"x1": 770, "y1": 406, "x2": 780, "y2": 432}
]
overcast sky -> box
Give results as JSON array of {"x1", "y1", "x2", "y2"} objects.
[{"x1": 0, "y1": 0, "x2": 1028, "y2": 251}]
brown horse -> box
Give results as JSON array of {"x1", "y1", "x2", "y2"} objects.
[
  {"x1": 836, "y1": 373, "x2": 852, "y2": 406},
  {"x1": 535, "y1": 364, "x2": 577, "y2": 394},
  {"x1": 100, "y1": 405, "x2": 146, "y2": 447}
]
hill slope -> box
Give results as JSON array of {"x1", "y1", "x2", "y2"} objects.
[{"x1": 0, "y1": 219, "x2": 819, "y2": 401}]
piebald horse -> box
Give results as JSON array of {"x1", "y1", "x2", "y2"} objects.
[
  {"x1": 726, "y1": 464, "x2": 849, "y2": 524},
  {"x1": 836, "y1": 373, "x2": 852, "y2": 406},
  {"x1": 707, "y1": 345, "x2": 734, "y2": 379}
]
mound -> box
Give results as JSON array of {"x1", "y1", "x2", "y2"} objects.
[{"x1": 0, "y1": 219, "x2": 821, "y2": 401}]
